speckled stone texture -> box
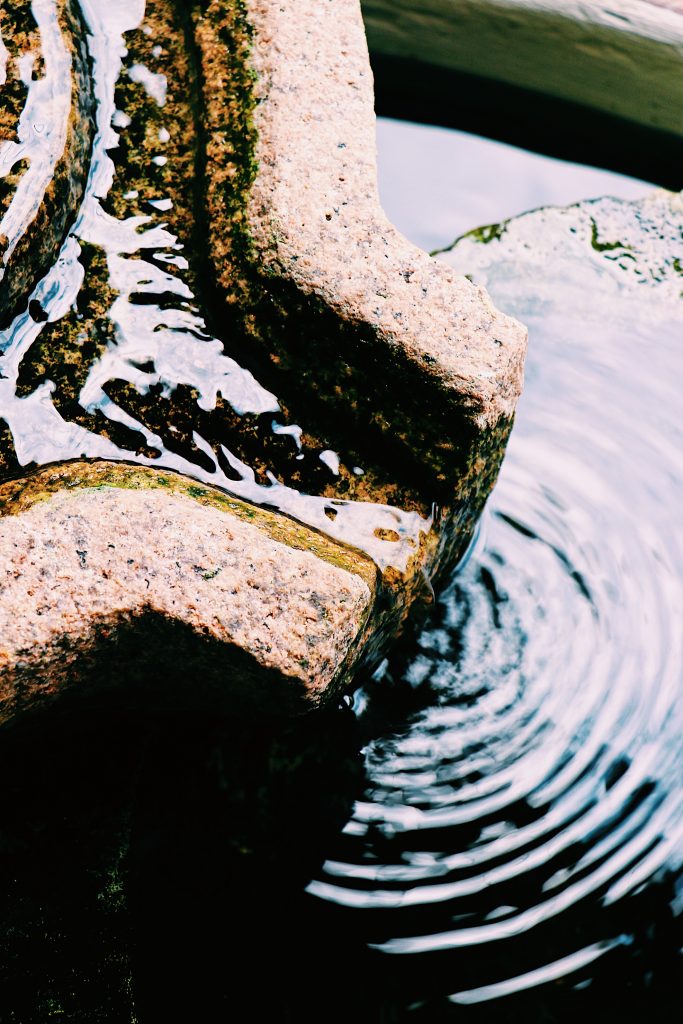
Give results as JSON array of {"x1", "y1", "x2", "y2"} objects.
[
  {"x1": 0, "y1": 463, "x2": 378, "y2": 721},
  {"x1": 196, "y1": 0, "x2": 527, "y2": 488},
  {"x1": 0, "y1": 0, "x2": 528, "y2": 721},
  {"x1": 246, "y1": 0, "x2": 525, "y2": 422}
]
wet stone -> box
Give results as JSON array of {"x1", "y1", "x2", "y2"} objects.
[
  {"x1": 0, "y1": 0, "x2": 526, "y2": 717},
  {"x1": 0, "y1": 462, "x2": 379, "y2": 721},
  {"x1": 0, "y1": 0, "x2": 94, "y2": 327},
  {"x1": 439, "y1": 190, "x2": 683, "y2": 310}
]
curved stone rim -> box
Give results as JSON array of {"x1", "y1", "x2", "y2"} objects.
[{"x1": 362, "y1": 0, "x2": 683, "y2": 141}]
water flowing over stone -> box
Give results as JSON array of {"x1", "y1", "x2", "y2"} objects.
[{"x1": 0, "y1": 1, "x2": 525, "y2": 717}]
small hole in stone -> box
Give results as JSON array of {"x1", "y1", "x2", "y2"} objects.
[
  {"x1": 324, "y1": 507, "x2": 338, "y2": 521},
  {"x1": 374, "y1": 527, "x2": 400, "y2": 542}
]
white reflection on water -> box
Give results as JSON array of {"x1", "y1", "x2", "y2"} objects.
[
  {"x1": 306, "y1": 121, "x2": 683, "y2": 1009},
  {"x1": 376, "y1": 117, "x2": 651, "y2": 253}
]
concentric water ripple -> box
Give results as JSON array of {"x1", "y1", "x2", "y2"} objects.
[{"x1": 305, "y1": 253, "x2": 683, "y2": 1013}]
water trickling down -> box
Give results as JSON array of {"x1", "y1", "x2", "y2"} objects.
[{"x1": 0, "y1": 0, "x2": 429, "y2": 574}]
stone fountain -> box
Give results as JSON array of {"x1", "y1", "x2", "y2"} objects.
[
  {"x1": 2, "y1": 0, "x2": 681, "y2": 723},
  {"x1": 0, "y1": 0, "x2": 526, "y2": 720}
]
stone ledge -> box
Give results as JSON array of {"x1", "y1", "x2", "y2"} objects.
[
  {"x1": 362, "y1": 0, "x2": 683, "y2": 140},
  {"x1": 194, "y1": 0, "x2": 527, "y2": 488},
  {"x1": 0, "y1": 0, "x2": 528, "y2": 719},
  {"x1": 0, "y1": 462, "x2": 379, "y2": 720},
  {"x1": 439, "y1": 190, "x2": 683, "y2": 309}
]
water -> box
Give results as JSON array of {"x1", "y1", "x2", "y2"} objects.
[
  {"x1": 292, "y1": 127, "x2": 682, "y2": 1018},
  {"x1": 0, "y1": 0, "x2": 429, "y2": 573},
  {"x1": 303, "y1": 253, "x2": 683, "y2": 1021},
  {"x1": 0, "y1": 4, "x2": 682, "y2": 1020},
  {"x1": 376, "y1": 117, "x2": 652, "y2": 253}
]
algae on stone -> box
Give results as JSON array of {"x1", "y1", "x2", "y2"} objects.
[
  {"x1": 0, "y1": 0, "x2": 527, "y2": 717},
  {"x1": 440, "y1": 191, "x2": 683, "y2": 309}
]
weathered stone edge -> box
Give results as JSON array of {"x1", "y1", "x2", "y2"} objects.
[
  {"x1": 362, "y1": 0, "x2": 683, "y2": 139},
  {"x1": 440, "y1": 190, "x2": 683, "y2": 306},
  {"x1": 0, "y1": 0, "x2": 528, "y2": 720},
  {"x1": 193, "y1": 0, "x2": 527, "y2": 489},
  {"x1": 0, "y1": 461, "x2": 383, "y2": 721}
]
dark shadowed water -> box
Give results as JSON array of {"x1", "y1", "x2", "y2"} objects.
[
  {"x1": 289, "y1": 122, "x2": 682, "y2": 1020},
  {"x1": 301, "y1": 157, "x2": 683, "y2": 1020}
]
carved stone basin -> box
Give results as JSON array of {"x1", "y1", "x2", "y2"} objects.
[
  {"x1": 0, "y1": 1, "x2": 682, "y2": 1019},
  {"x1": 0, "y1": 0, "x2": 526, "y2": 719}
]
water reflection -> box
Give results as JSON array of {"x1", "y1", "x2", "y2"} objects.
[
  {"x1": 0, "y1": 277, "x2": 679, "y2": 1020},
  {"x1": 377, "y1": 117, "x2": 651, "y2": 253},
  {"x1": 301, "y1": 137, "x2": 683, "y2": 1017}
]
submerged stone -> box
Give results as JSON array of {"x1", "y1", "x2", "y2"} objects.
[
  {"x1": 439, "y1": 190, "x2": 683, "y2": 312},
  {"x1": 0, "y1": 0, "x2": 526, "y2": 718}
]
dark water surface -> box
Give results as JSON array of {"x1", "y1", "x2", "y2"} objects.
[
  {"x1": 294, "y1": 125, "x2": 683, "y2": 1020},
  {"x1": 294, "y1": 125, "x2": 683, "y2": 1019},
  {"x1": 0, "y1": 4, "x2": 682, "y2": 1020}
]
